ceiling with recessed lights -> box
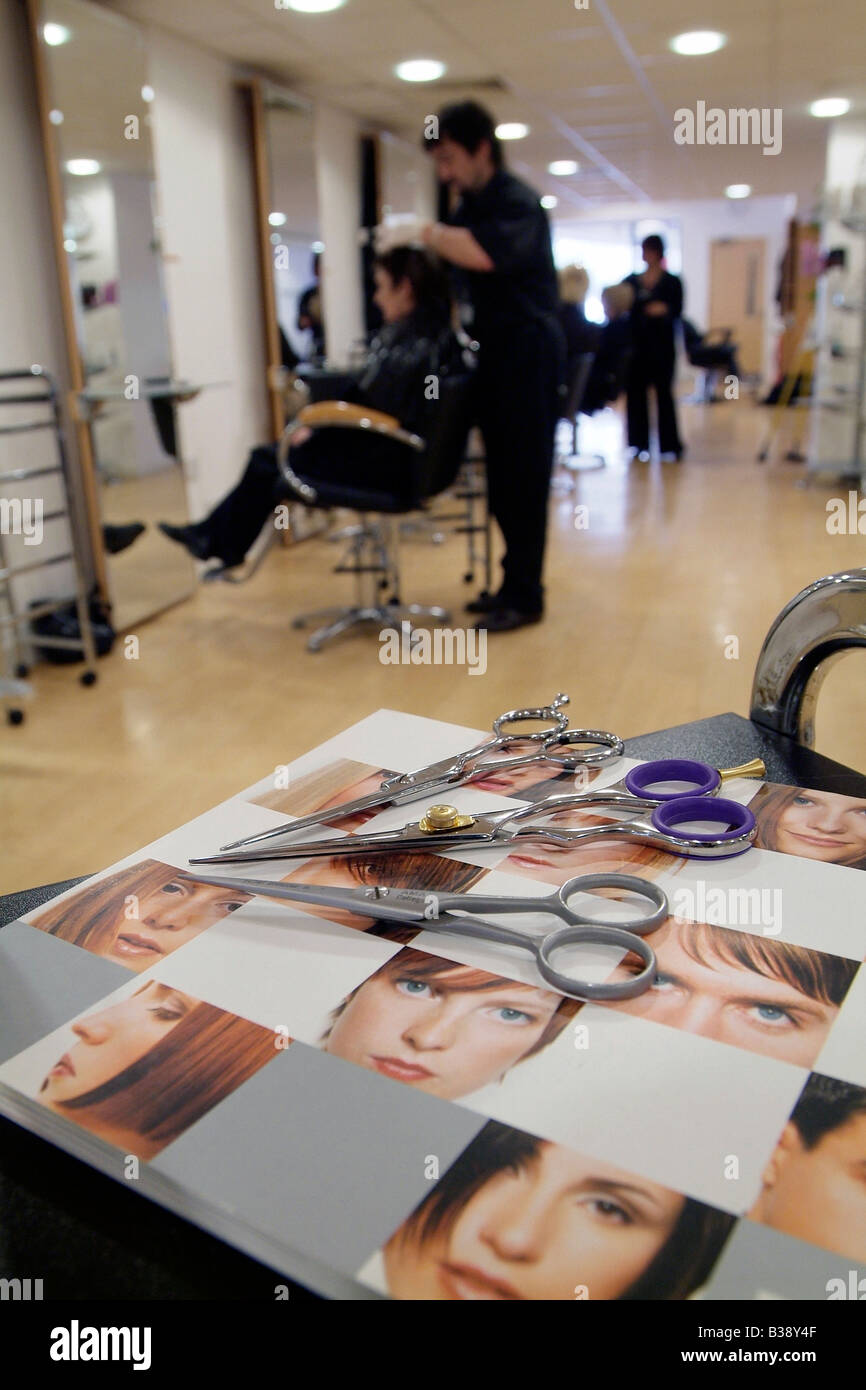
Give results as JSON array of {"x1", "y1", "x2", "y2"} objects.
[{"x1": 81, "y1": 0, "x2": 866, "y2": 209}]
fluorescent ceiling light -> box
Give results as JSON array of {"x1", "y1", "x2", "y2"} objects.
[
  {"x1": 725, "y1": 184, "x2": 751, "y2": 199},
  {"x1": 285, "y1": 0, "x2": 346, "y2": 11},
  {"x1": 43, "y1": 22, "x2": 71, "y2": 45},
  {"x1": 49, "y1": 109, "x2": 64, "y2": 125},
  {"x1": 63, "y1": 239, "x2": 77, "y2": 252},
  {"x1": 670, "y1": 31, "x2": 726, "y2": 55},
  {"x1": 312, "y1": 240, "x2": 325, "y2": 253},
  {"x1": 141, "y1": 85, "x2": 155, "y2": 103},
  {"x1": 495, "y1": 123, "x2": 529, "y2": 140},
  {"x1": 809, "y1": 97, "x2": 850, "y2": 118},
  {"x1": 548, "y1": 160, "x2": 578, "y2": 176},
  {"x1": 540, "y1": 195, "x2": 558, "y2": 209},
  {"x1": 66, "y1": 159, "x2": 101, "y2": 176},
  {"x1": 269, "y1": 212, "x2": 287, "y2": 226},
  {"x1": 395, "y1": 59, "x2": 445, "y2": 83}
]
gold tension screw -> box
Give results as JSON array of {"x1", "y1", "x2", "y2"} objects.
[{"x1": 418, "y1": 804, "x2": 476, "y2": 833}]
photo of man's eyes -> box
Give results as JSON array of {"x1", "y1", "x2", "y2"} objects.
[{"x1": 603, "y1": 917, "x2": 857, "y2": 1067}]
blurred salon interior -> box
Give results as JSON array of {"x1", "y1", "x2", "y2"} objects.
[{"x1": 1, "y1": 0, "x2": 866, "y2": 891}]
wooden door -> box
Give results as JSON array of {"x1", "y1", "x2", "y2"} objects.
[{"x1": 708, "y1": 238, "x2": 766, "y2": 376}]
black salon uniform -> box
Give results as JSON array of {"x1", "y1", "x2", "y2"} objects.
[
  {"x1": 450, "y1": 170, "x2": 565, "y2": 613},
  {"x1": 623, "y1": 269, "x2": 684, "y2": 455}
]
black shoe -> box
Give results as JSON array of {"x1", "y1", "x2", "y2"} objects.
[
  {"x1": 103, "y1": 522, "x2": 145, "y2": 555},
  {"x1": 474, "y1": 607, "x2": 543, "y2": 633},
  {"x1": 158, "y1": 521, "x2": 211, "y2": 561},
  {"x1": 465, "y1": 590, "x2": 502, "y2": 615}
]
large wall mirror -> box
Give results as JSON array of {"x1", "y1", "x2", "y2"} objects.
[
  {"x1": 243, "y1": 79, "x2": 323, "y2": 439},
  {"x1": 31, "y1": 0, "x2": 195, "y2": 630}
]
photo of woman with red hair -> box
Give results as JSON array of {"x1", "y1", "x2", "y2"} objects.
[{"x1": 28, "y1": 859, "x2": 250, "y2": 971}]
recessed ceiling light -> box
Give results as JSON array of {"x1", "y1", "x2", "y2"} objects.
[
  {"x1": 312, "y1": 240, "x2": 325, "y2": 253},
  {"x1": 540, "y1": 195, "x2": 558, "y2": 209},
  {"x1": 725, "y1": 184, "x2": 752, "y2": 199},
  {"x1": 43, "y1": 22, "x2": 71, "y2": 45},
  {"x1": 66, "y1": 159, "x2": 101, "y2": 176},
  {"x1": 63, "y1": 239, "x2": 77, "y2": 252},
  {"x1": 49, "y1": 109, "x2": 64, "y2": 125},
  {"x1": 285, "y1": 0, "x2": 346, "y2": 11},
  {"x1": 548, "y1": 160, "x2": 579, "y2": 176},
  {"x1": 670, "y1": 31, "x2": 726, "y2": 55},
  {"x1": 141, "y1": 85, "x2": 155, "y2": 103},
  {"x1": 269, "y1": 212, "x2": 287, "y2": 227},
  {"x1": 495, "y1": 123, "x2": 529, "y2": 141},
  {"x1": 270, "y1": 233, "x2": 282, "y2": 245},
  {"x1": 395, "y1": 59, "x2": 446, "y2": 83},
  {"x1": 809, "y1": 97, "x2": 850, "y2": 118}
]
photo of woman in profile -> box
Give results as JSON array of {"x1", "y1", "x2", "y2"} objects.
[
  {"x1": 28, "y1": 859, "x2": 250, "y2": 971},
  {"x1": 750, "y1": 785, "x2": 866, "y2": 870},
  {"x1": 376, "y1": 1122, "x2": 735, "y2": 1300},
  {"x1": 279, "y1": 850, "x2": 488, "y2": 938},
  {"x1": 320, "y1": 946, "x2": 580, "y2": 1100},
  {"x1": 32, "y1": 980, "x2": 278, "y2": 1160}
]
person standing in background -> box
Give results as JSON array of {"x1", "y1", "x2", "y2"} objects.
[
  {"x1": 376, "y1": 101, "x2": 565, "y2": 632},
  {"x1": 623, "y1": 235, "x2": 685, "y2": 462}
]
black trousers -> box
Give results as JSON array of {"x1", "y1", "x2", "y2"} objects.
[
  {"x1": 195, "y1": 445, "x2": 281, "y2": 567},
  {"x1": 476, "y1": 326, "x2": 562, "y2": 613},
  {"x1": 194, "y1": 436, "x2": 415, "y2": 567},
  {"x1": 626, "y1": 349, "x2": 682, "y2": 454}
]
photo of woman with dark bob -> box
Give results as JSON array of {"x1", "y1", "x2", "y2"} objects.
[
  {"x1": 376, "y1": 1121, "x2": 736, "y2": 1300},
  {"x1": 28, "y1": 859, "x2": 251, "y2": 971},
  {"x1": 750, "y1": 784, "x2": 866, "y2": 870},
  {"x1": 31, "y1": 979, "x2": 279, "y2": 1160},
  {"x1": 280, "y1": 849, "x2": 488, "y2": 938},
  {"x1": 320, "y1": 946, "x2": 581, "y2": 1100}
]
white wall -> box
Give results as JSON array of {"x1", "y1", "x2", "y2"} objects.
[
  {"x1": 313, "y1": 102, "x2": 365, "y2": 366},
  {"x1": 0, "y1": 0, "x2": 81, "y2": 616},
  {"x1": 146, "y1": 28, "x2": 268, "y2": 517},
  {"x1": 554, "y1": 194, "x2": 796, "y2": 385}
]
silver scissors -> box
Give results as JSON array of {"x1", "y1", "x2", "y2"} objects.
[
  {"x1": 190, "y1": 788, "x2": 756, "y2": 865},
  {"x1": 177, "y1": 871, "x2": 669, "y2": 1001},
  {"x1": 218, "y1": 693, "x2": 624, "y2": 854}
]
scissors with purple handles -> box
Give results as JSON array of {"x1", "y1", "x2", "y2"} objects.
[
  {"x1": 177, "y1": 871, "x2": 669, "y2": 1002},
  {"x1": 191, "y1": 757, "x2": 762, "y2": 866},
  {"x1": 218, "y1": 692, "x2": 625, "y2": 854}
]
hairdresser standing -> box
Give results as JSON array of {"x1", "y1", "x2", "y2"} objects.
[
  {"x1": 623, "y1": 234, "x2": 685, "y2": 461},
  {"x1": 376, "y1": 102, "x2": 564, "y2": 632}
]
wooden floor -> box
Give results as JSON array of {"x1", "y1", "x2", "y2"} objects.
[{"x1": 3, "y1": 396, "x2": 865, "y2": 895}]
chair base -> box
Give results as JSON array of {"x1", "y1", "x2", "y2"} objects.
[{"x1": 293, "y1": 601, "x2": 451, "y2": 653}]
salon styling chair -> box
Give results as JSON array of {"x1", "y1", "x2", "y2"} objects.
[
  {"x1": 276, "y1": 373, "x2": 475, "y2": 651},
  {"x1": 750, "y1": 568, "x2": 866, "y2": 746},
  {"x1": 555, "y1": 351, "x2": 605, "y2": 484}
]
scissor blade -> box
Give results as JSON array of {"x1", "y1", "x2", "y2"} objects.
[
  {"x1": 176, "y1": 872, "x2": 429, "y2": 923},
  {"x1": 217, "y1": 787, "x2": 403, "y2": 852},
  {"x1": 191, "y1": 817, "x2": 500, "y2": 865}
]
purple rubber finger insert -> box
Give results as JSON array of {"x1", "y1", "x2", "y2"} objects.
[
  {"x1": 651, "y1": 796, "x2": 756, "y2": 842},
  {"x1": 625, "y1": 759, "x2": 720, "y2": 800}
]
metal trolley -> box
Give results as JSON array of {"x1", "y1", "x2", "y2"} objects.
[{"x1": 0, "y1": 366, "x2": 98, "y2": 725}]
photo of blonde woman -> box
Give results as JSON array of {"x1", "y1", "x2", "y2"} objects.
[
  {"x1": 27, "y1": 980, "x2": 279, "y2": 1161},
  {"x1": 279, "y1": 850, "x2": 489, "y2": 937},
  {"x1": 374, "y1": 1121, "x2": 735, "y2": 1300},
  {"x1": 28, "y1": 860, "x2": 251, "y2": 971},
  {"x1": 603, "y1": 918, "x2": 858, "y2": 1068},
  {"x1": 750, "y1": 785, "x2": 866, "y2": 870},
  {"x1": 320, "y1": 946, "x2": 580, "y2": 1099},
  {"x1": 251, "y1": 757, "x2": 398, "y2": 832}
]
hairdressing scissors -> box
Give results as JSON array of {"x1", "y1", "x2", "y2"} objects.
[
  {"x1": 190, "y1": 785, "x2": 756, "y2": 865},
  {"x1": 217, "y1": 693, "x2": 624, "y2": 853},
  {"x1": 177, "y1": 870, "x2": 669, "y2": 1002}
]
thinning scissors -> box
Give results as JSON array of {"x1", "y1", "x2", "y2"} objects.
[
  {"x1": 218, "y1": 693, "x2": 624, "y2": 853},
  {"x1": 177, "y1": 871, "x2": 669, "y2": 1001},
  {"x1": 190, "y1": 787, "x2": 756, "y2": 865}
]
